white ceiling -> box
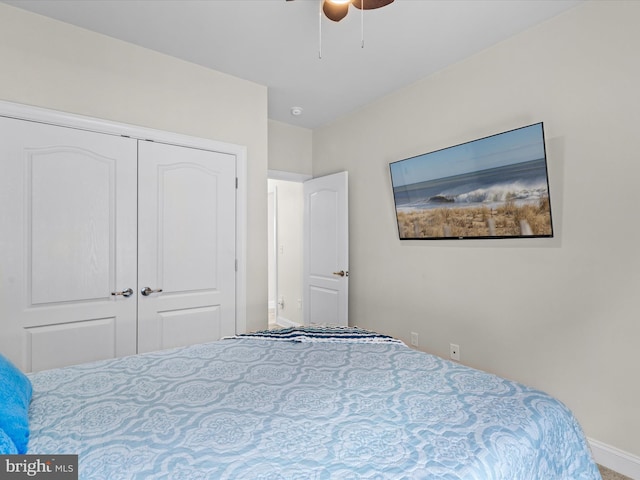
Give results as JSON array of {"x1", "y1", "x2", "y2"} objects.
[{"x1": 4, "y1": 0, "x2": 582, "y2": 129}]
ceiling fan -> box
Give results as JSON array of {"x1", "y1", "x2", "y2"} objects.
[{"x1": 287, "y1": 0, "x2": 395, "y2": 23}]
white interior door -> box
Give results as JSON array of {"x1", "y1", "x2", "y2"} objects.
[
  {"x1": 0, "y1": 117, "x2": 138, "y2": 372},
  {"x1": 303, "y1": 171, "x2": 349, "y2": 326},
  {"x1": 137, "y1": 141, "x2": 237, "y2": 353}
]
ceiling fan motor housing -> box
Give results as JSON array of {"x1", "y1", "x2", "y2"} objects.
[{"x1": 289, "y1": 0, "x2": 394, "y2": 23}]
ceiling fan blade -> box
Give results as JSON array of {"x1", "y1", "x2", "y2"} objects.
[
  {"x1": 323, "y1": 0, "x2": 350, "y2": 22},
  {"x1": 351, "y1": 0, "x2": 394, "y2": 10}
]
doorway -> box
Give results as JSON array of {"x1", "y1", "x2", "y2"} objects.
[{"x1": 267, "y1": 171, "x2": 310, "y2": 328}]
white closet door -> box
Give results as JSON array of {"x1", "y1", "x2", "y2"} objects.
[
  {"x1": 137, "y1": 141, "x2": 237, "y2": 353},
  {"x1": 0, "y1": 117, "x2": 138, "y2": 372}
]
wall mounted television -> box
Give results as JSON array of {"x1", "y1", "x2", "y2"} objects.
[{"x1": 389, "y1": 122, "x2": 553, "y2": 240}]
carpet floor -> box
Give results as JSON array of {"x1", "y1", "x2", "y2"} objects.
[{"x1": 599, "y1": 464, "x2": 633, "y2": 480}]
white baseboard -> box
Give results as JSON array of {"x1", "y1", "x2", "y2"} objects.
[{"x1": 589, "y1": 438, "x2": 640, "y2": 479}]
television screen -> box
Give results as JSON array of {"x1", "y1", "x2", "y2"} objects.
[{"x1": 389, "y1": 122, "x2": 553, "y2": 240}]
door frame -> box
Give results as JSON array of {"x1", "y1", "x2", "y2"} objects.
[{"x1": 0, "y1": 100, "x2": 248, "y2": 334}]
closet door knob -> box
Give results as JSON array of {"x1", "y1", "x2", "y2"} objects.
[
  {"x1": 141, "y1": 287, "x2": 163, "y2": 296},
  {"x1": 111, "y1": 288, "x2": 133, "y2": 297}
]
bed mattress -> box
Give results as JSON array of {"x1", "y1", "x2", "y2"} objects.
[{"x1": 26, "y1": 327, "x2": 601, "y2": 479}]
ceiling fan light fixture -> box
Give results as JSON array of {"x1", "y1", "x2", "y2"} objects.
[
  {"x1": 327, "y1": 0, "x2": 351, "y2": 4},
  {"x1": 323, "y1": 0, "x2": 349, "y2": 22}
]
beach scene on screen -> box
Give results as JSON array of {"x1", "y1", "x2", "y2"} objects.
[{"x1": 390, "y1": 123, "x2": 553, "y2": 239}]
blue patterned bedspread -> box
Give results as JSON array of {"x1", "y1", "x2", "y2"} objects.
[{"x1": 27, "y1": 327, "x2": 600, "y2": 479}]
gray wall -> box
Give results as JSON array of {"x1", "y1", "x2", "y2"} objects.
[
  {"x1": 268, "y1": 119, "x2": 313, "y2": 175},
  {"x1": 313, "y1": 1, "x2": 640, "y2": 457}
]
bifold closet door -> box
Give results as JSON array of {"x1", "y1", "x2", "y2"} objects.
[
  {"x1": 0, "y1": 117, "x2": 138, "y2": 372},
  {"x1": 137, "y1": 141, "x2": 237, "y2": 353}
]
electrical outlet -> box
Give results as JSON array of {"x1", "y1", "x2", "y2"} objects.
[
  {"x1": 410, "y1": 332, "x2": 419, "y2": 347},
  {"x1": 450, "y1": 343, "x2": 460, "y2": 361}
]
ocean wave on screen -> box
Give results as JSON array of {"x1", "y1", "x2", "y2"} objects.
[
  {"x1": 399, "y1": 181, "x2": 549, "y2": 211},
  {"x1": 452, "y1": 182, "x2": 548, "y2": 205}
]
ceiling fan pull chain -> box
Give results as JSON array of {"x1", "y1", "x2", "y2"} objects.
[
  {"x1": 361, "y1": 0, "x2": 364, "y2": 48},
  {"x1": 319, "y1": 0, "x2": 323, "y2": 59}
]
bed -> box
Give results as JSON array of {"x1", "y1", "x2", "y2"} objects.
[{"x1": 1, "y1": 326, "x2": 601, "y2": 479}]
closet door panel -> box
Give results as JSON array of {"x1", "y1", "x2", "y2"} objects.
[
  {"x1": 26, "y1": 317, "x2": 117, "y2": 372},
  {"x1": 159, "y1": 163, "x2": 220, "y2": 291},
  {"x1": 137, "y1": 141, "x2": 236, "y2": 353},
  {"x1": 0, "y1": 117, "x2": 138, "y2": 372},
  {"x1": 30, "y1": 147, "x2": 113, "y2": 304}
]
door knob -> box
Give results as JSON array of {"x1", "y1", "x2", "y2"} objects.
[
  {"x1": 332, "y1": 270, "x2": 348, "y2": 277},
  {"x1": 111, "y1": 288, "x2": 133, "y2": 297},
  {"x1": 141, "y1": 287, "x2": 163, "y2": 296}
]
